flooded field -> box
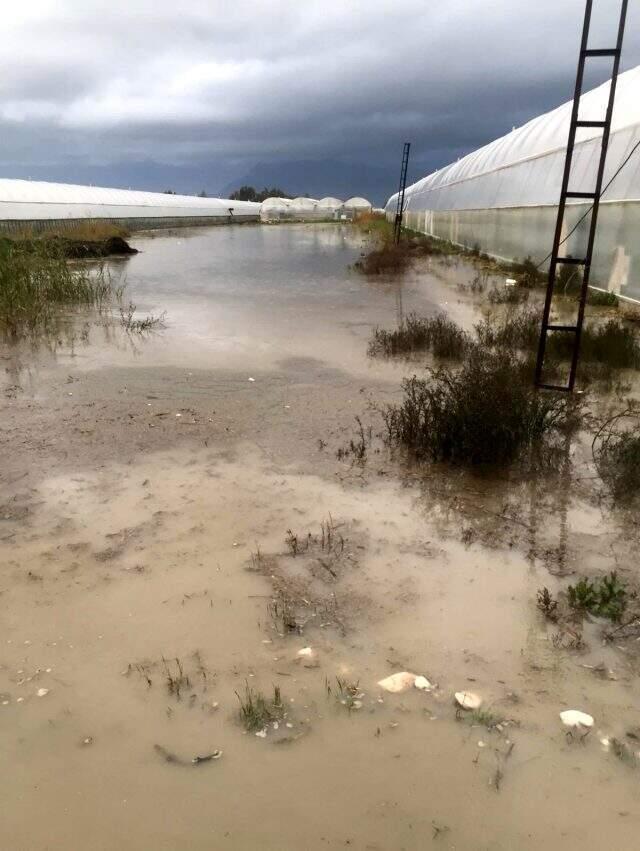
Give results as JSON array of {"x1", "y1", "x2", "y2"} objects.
[{"x1": 2, "y1": 223, "x2": 640, "y2": 850}]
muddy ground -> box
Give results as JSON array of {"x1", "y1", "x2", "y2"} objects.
[{"x1": 1, "y1": 224, "x2": 640, "y2": 850}]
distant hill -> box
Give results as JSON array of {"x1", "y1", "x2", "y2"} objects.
[{"x1": 221, "y1": 159, "x2": 398, "y2": 208}]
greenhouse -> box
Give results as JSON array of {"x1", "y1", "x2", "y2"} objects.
[
  {"x1": 0, "y1": 179, "x2": 261, "y2": 230},
  {"x1": 261, "y1": 196, "x2": 354, "y2": 221},
  {"x1": 344, "y1": 197, "x2": 373, "y2": 213},
  {"x1": 260, "y1": 196, "x2": 293, "y2": 221},
  {"x1": 386, "y1": 65, "x2": 640, "y2": 303}
]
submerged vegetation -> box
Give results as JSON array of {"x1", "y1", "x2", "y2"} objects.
[
  {"x1": 369, "y1": 313, "x2": 470, "y2": 359},
  {"x1": 354, "y1": 214, "x2": 463, "y2": 275},
  {"x1": 373, "y1": 303, "x2": 640, "y2": 378},
  {"x1": 0, "y1": 237, "x2": 117, "y2": 340},
  {"x1": 236, "y1": 683, "x2": 285, "y2": 732},
  {"x1": 119, "y1": 301, "x2": 167, "y2": 333}
]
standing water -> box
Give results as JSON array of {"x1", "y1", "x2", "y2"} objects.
[{"x1": 1, "y1": 224, "x2": 639, "y2": 850}]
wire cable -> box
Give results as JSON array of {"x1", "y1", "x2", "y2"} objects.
[{"x1": 536, "y1": 136, "x2": 640, "y2": 269}]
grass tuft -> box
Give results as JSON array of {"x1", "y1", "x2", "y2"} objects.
[
  {"x1": 236, "y1": 683, "x2": 285, "y2": 732},
  {"x1": 369, "y1": 313, "x2": 470, "y2": 360}
]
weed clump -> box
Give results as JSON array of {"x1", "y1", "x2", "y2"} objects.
[
  {"x1": 549, "y1": 319, "x2": 640, "y2": 368},
  {"x1": 475, "y1": 306, "x2": 540, "y2": 351},
  {"x1": 567, "y1": 572, "x2": 628, "y2": 622},
  {"x1": 593, "y1": 409, "x2": 640, "y2": 503},
  {"x1": 476, "y1": 307, "x2": 639, "y2": 370},
  {"x1": 354, "y1": 241, "x2": 410, "y2": 275},
  {"x1": 236, "y1": 683, "x2": 285, "y2": 732},
  {"x1": 369, "y1": 313, "x2": 470, "y2": 360},
  {"x1": 382, "y1": 349, "x2": 579, "y2": 466},
  {"x1": 537, "y1": 587, "x2": 559, "y2": 621},
  {"x1": 120, "y1": 301, "x2": 166, "y2": 333},
  {"x1": 512, "y1": 257, "x2": 545, "y2": 288},
  {"x1": 588, "y1": 289, "x2": 619, "y2": 308},
  {"x1": 487, "y1": 285, "x2": 530, "y2": 305}
]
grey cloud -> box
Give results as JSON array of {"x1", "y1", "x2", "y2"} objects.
[{"x1": 1, "y1": 1, "x2": 639, "y2": 196}]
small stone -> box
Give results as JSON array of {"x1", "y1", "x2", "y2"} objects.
[
  {"x1": 37, "y1": 688, "x2": 49, "y2": 697},
  {"x1": 560, "y1": 709, "x2": 594, "y2": 729},
  {"x1": 255, "y1": 729, "x2": 267, "y2": 738},
  {"x1": 455, "y1": 691, "x2": 482, "y2": 710},
  {"x1": 297, "y1": 647, "x2": 315, "y2": 658},
  {"x1": 377, "y1": 672, "x2": 417, "y2": 693}
]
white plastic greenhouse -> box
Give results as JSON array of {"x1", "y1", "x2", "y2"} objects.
[
  {"x1": 0, "y1": 179, "x2": 260, "y2": 230},
  {"x1": 318, "y1": 197, "x2": 343, "y2": 210},
  {"x1": 386, "y1": 65, "x2": 640, "y2": 302},
  {"x1": 344, "y1": 197, "x2": 373, "y2": 213}
]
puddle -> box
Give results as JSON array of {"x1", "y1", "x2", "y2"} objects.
[{"x1": 1, "y1": 225, "x2": 640, "y2": 850}]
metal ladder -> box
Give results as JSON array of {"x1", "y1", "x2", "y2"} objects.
[
  {"x1": 393, "y1": 142, "x2": 411, "y2": 244},
  {"x1": 535, "y1": 0, "x2": 628, "y2": 391}
]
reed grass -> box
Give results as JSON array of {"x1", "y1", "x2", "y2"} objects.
[{"x1": 0, "y1": 237, "x2": 117, "y2": 340}]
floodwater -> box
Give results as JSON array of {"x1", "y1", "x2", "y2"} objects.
[{"x1": 1, "y1": 224, "x2": 640, "y2": 850}]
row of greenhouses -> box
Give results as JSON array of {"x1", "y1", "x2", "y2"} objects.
[
  {"x1": 0, "y1": 179, "x2": 260, "y2": 230},
  {"x1": 386, "y1": 65, "x2": 640, "y2": 303},
  {"x1": 260, "y1": 196, "x2": 372, "y2": 221}
]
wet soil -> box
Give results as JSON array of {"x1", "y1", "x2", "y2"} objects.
[{"x1": 1, "y1": 224, "x2": 640, "y2": 850}]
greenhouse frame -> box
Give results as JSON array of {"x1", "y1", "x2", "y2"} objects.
[{"x1": 386, "y1": 65, "x2": 640, "y2": 303}]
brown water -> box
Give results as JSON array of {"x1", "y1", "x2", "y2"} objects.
[{"x1": 1, "y1": 224, "x2": 639, "y2": 850}]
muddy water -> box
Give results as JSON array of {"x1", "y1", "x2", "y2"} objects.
[{"x1": 1, "y1": 225, "x2": 640, "y2": 850}]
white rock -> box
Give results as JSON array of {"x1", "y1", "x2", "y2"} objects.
[
  {"x1": 297, "y1": 647, "x2": 315, "y2": 659},
  {"x1": 255, "y1": 729, "x2": 267, "y2": 738},
  {"x1": 560, "y1": 709, "x2": 594, "y2": 729},
  {"x1": 414, "y1": 676, "x2": 432, "y2": 691},
  {"x1": 505, "y1": 278, "x2": 517, "y2": 286},
  {"x1": 378, "y1": 672, "x2": 417, "y2": 693},
  {"x1": 455, "y1": 691, "x2": 482, "y2": 710},
  {"x1": 37, "y1": 688, "x2": 49, "y2": 698}
]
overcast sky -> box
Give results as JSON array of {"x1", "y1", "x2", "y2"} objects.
[{"x1": 1, "y1": 1, "x2": 639, "y2": 196}]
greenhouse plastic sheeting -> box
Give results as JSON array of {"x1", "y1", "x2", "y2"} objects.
[
  {"x1": 385, "y1": 66, "x2": 640, "y2": 302},
  {"x1": 0, "y1": 179, "x2": 260, "y2": 223}
]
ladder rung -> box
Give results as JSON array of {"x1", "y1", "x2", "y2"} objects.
[
  {"x1": 546, "y1": 324, "x2": 578, "y2": 332},
  {"x1": 576, "y1": 120, "x2": 607, "y2": 128},
  {"x1": 583, "y1": 48, "x2": 619, "y2": 57},
  {"x1": 556, "y1": 257, "x2": 586, "y2": 265},
  {"x1": 536, "y1": 382, "x2": 572, "y2": 393},
  {"x1": 565, "y1": 191, "x2": 597, "y2": 199}
]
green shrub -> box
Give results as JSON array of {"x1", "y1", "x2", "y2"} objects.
[
  {"x1": 567, "y1": 572, "x2": 628, "y2": 622},
  {"x1": 382, "y1": 349, "x2": 579, "y2": 466}
]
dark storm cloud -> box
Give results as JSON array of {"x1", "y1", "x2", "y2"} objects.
[{"x1": 1, "y1": 1, "x2": 639, "y2": 193}]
